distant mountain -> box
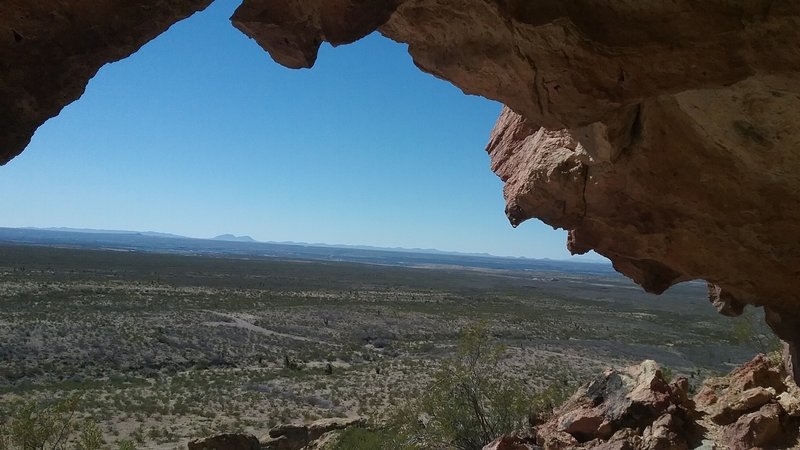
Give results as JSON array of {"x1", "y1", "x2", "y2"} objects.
[
  {"x1": 212, "y1": 234, "x2": 257, "y2": 242},
  {"x1": 28, "y1": 227, "x2": 187, "y2": 239},
  {"x1": 138, "y1": 231, "x2": 189, "y2": 238},
  {"x1": 269, "y1": 240, "x2": 495, "y2": 258},
  {"x1": 0, "y1": 227, "x2": 613, "y2": 274}
]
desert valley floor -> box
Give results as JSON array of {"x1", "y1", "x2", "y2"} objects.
[{"x1": 0, "y1": 243, "x2": 768, "y2": 448}]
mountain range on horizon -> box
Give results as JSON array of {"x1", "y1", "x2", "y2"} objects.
[
  {"x1": 212, "y1": 234, "x2": 257, "y2": 242},
  {"x1": 18, "y1": 226, "x2": 609, "y2": 263}
]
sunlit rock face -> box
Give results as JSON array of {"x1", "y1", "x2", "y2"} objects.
[
  {"x1": 0, "y1": 0, "x2": 212, "y2": 163},
  {"x1": 487, "y1": 354, "x2": 800, "y2": 449},
  {"x1": 2, "y1": 1, "x2": 800, "y2": 376}
]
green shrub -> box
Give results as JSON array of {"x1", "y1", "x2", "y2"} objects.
[
  {"x1": 731, "y1": 307, "x2": 782, "y2": 355},
  {"x1": 337, "y1": 322, "x2": 539, "y2": 450},
  {"x1": 529, "y1": 380, "x2": 571, "y2": 421},
  {"x1": 410, "y1": 322, "x2": 532, "y2": 450},
  {"x1": 116, "y1": 440, "x2": 137, "y2": 450},
  {"x1": 76, "y1": 420, "x2": 103, "y2": 450},
  {"x1": 330, "y1": 427, "x2": 413, "y2": 450},
  {"x1": 0, "y1": 395, "x2": 103, "y2": 450}
]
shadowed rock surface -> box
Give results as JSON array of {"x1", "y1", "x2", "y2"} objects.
[
  {"x1": 260, "y1": 417, "x2": 364, "y2": 450},
  {"x1": 2, "y1": 1, "x2": 800, "y2": 375},
  {"x1": 188, "y1": 417, "x2": 362, "y2": 450},
  {"x1": 188, "y1": 433, "x2": 260, "y2": 450}
]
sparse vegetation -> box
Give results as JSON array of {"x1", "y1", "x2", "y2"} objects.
[
  {"x1": 409, "y1": 323, "x2": 533, "y2": 449},
  {"x1": 0, "y1": 244, "x2": 761, "y2": 448},
  {"x1": 331, "y1": 426, "x2": 412, "y2": 450},
  {"x1": 0, "y1": 395, "x2": 103, "y2": 450},
  {"x1": 731, "y1": 307, "x2": 782, "y2": 355},
  {"x1": 331, "y1": 323, "x2": 575, "y2": 450}
]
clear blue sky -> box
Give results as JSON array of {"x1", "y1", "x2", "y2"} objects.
[{"x1": 0, "y1": 0, "x2": 602, "y2": 260}]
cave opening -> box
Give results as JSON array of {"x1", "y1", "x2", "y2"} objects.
[
  {"x1": 1, "y1": 0, "x2": 586, "y2": 262},
  {"x1": 2, "y1": 1, "x2": 798, "y2": 448}
]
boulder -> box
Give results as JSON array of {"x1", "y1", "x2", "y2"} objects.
[
  {"x1": 693, "y1": 386, "x2": 718, "y2": 409},
  {"x1": 263, "y1": 424, "x2": 308, "y2": 450},
  {"x1": 723, "y1": 402, "x2": 786, "y2": 450},
  {"x1": 693, "y1": 354, "x2": 791, "y2": 428},
  {"x1": 187, "y1": 433, "x2": 260, "y2": 450},
  {"x1": 709, "y1": 386, "x2": 776, "y2": 425},
  {"x1": 778, "y1": 389, "x2": 800, "y2": 417},
  {"x1": 668, "y1": 377, "x2": 693, "y2": 410},
  {"x1": 520, "y1": 355, "x2": 800, "y2": 449},
  {"x1": 591, "y1": 428, "x2": 640, "y2": 450},
  {"x1": 261, "y1": 416, "x2": 363, "y2": 450},
  {"x1": 260, "y1": 435, "x2": 290, "y2": 450},
  {"x1": 726, "y1": 354, "x2": 785, "y2": 393},
  {"x1": 536, "y1": 430, "x2": 578, "y2": 450},
  {"x1": 641, "y1": 413, "x2": 688, "y2": 450},
  {"x1": 481, "y1": 435, "x2": 536, "y2": 450},
  {"x1": 307, "y1": 416, "x2": 364, "y2": 441},
  {"x1": 533, "y1": 360, "x2": 696, "y2": 449}
]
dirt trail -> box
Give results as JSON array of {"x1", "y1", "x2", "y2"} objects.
[{"x1": 203, "y1": 311, "x2": 336, "y2": 346}]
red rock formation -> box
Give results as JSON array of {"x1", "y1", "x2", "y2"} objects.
[
  {"x1": 522, "y1": 360, "x2": 697, "y2": 449},
  {"x1": 482, "y1": 435, "x2": 536, "y2": 450},
  {"x1": 2, "y1": 0, "x2": 800, "y2": 376},
  {"x1": 693, "y1": 353, "x2": 799, "y2": 449},
  {"x1": 502, "y1": 355, "x2": 800, "y2": 449},
  {"x1": 725, "y1": 403, "x2": 786, "y2": 450}
]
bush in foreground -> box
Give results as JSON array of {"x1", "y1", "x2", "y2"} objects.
[
  {"x1": 332, "y1": 322, "x2": 571, "y2": 450},
  {"x1": 0, "y1": 395, "x2": 132, "y2": 450}
]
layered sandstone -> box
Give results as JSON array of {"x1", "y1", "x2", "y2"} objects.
[{"x1": 2, "y1": 1, "x2": 800, "y2": 375}]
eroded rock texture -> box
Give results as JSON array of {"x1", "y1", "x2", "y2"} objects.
[
  {"x1": 485, "y1": 355, "x2": 800, "y2": 449},
  {"x1": 2, "y1": 1, "x2": 800, "y2": 376},
  {"x1": 537, "y1": 360, "x2": 699, "y2": 449}
]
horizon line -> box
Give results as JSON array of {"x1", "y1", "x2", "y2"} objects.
[{"x1": 8, "y1": 225, "x2": 611, "y2": 264}]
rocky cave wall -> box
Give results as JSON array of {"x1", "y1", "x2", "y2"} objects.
[{"x1": 2, "y1": 1, "x2": 799, "y2": 377}]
